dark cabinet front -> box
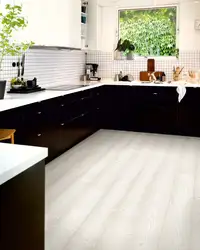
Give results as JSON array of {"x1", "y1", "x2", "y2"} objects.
[
  {"x1": 0, "y1": 89, "x2": 99, "y2": 162},
  {"x1": 132, "y1": 87, "x2": 178, "y2": 134},
  {"x1": 1, "y1": 85, "x2": 200, "y2": 163},
  {"x1": 177, "y1": 88, "x2": 200, "y2": 137},
  {"x1": 100, "y1": 86, "x2": 178, "y2": 135}
]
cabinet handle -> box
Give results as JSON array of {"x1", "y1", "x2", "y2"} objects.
[
  {"x1": 153, "y1": 93, "x2": 158, "y2": 95},
  {"x1": 61, "y1": 123, "x2": 65, "y2": 126},
  {"x1": 37, "y1": 111, "x2": 42, "y2": 115},
  {"x1": 37, "y1": 133, "x2": 42, "y2": 137},
  {"x1": 61, "y1": 104, "x2": 65, "y2": 107}
]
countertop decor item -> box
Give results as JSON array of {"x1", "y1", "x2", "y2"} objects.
[
  {"x1": 114, "y1": 39, "x2": 123, "y2": 60},
  {"x1": 0, "y1": 4, "x2": 34, "y2": 99},
  {"x1": 173, "y1": 66, "x2": 184, "y2": 81},
  {"x1": 0, "y1": 80, "x2": 6, "y2": 99},
  {"x1": 114, "y1": 39, "x2": 135, "y2": 60},
  {"x1": 10, "y1": 77, "x2": 25, "y2": 89}
]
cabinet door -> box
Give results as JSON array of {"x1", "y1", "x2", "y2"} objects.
[
  {"x1": 17, "y1": 0, "x2": 81, "y2": 47},
  {"x1": 130, "y1": 87, "x2": 178, "y2": 134},
  {"x1": 100, "y1": 86, "x2": 130, "y2": 130},
  {"x1": 177, "y1": 88, "x2": 200, "y2": 137}
]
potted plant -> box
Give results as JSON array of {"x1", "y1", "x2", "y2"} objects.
[
  {"x1": 122, "y1": 40, "x2": 135, "y2": 60},
  {"x1": 114, "y1": 39, "x2": 123, "y2": 60},
  {"x1": 0, "y1": 4, "x2": 34, "y2": 99}
]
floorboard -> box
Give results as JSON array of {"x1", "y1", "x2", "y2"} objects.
[{"x1": 45, "y1": 130, "x2": 200, "y2": 250}]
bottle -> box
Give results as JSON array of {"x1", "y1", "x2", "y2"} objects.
[
  {"x1": 159, "y1": 73, "x2": 162, "y2": 82},
  {"x1": 119, "y1": 71, "x2": 123, "y2": 81},
  {"x1": 162, "y1": 72, "x2": 166, "y2": 82}
]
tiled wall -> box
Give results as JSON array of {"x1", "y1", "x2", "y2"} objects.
[
  {"x1": 1, "y1": 49, "x2": 199, "y2": 88},
  {"x1": 1, "y1": 49, "x2": 85, "y2": 89},
  {"x1": 86, "y1": 51, "x2": 200, "y2": 81}
]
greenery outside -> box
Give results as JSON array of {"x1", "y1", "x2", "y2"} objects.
[{"x1": 119, "y1": 7, "x2": 177, "y2": 57}]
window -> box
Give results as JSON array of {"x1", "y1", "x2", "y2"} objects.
[{"x1": 119, "y1": 6, "x2": 177, "y2": 57}]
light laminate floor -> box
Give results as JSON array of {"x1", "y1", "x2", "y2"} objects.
[{"x1": 45, "y1": 130, "x2": 200, "y2": 250}]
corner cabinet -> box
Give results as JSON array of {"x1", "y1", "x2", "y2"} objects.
[{"x1": 16, "y1": 0, "x2": 81, "y2": 48}]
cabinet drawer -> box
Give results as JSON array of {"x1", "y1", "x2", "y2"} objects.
[{"x1": 135, "y1": 87, "x2": 178, "y2": 104}]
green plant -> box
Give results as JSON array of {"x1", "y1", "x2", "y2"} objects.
[
  {"x1": 11, "y1": 77, "x2": 25, "y2": 86},
  {"x1": 123, "y1": 40, "x2": 135, "y2": 56},
  {"x1": 119, "y1": 7, "x2": 177, "y2": 56},
  {"x1": 175, "y1": 48, "x2": 179, "y2": 59},
  {"x1": 0, "y1": 4, "x2": 34, "y2": 72},
  {"x1": 115, "y1": 39, "x2": 135, "y2": 56},
  {"x1": 115, "y1": 39, "x2": 123, "y2": 52}
]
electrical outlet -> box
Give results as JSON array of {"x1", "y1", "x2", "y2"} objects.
[{"x1": 195, "y1": 19, "x2": 200, "y2": 30}]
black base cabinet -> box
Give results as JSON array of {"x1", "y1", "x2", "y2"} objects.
[
  {"x1": 100, "y1": 86, "x2": 178, "y2": 135},
  {"x1": 0, "y1": 160, "x2": 45, "y2": 250},
  {"x1": 177, "y1": 88, "x2": 200, "y2": 137},
  {"x1": 132, "y1": 87, "x2": 178, "y2": 134},
  {"x1": 1, "y1": 85, "x2": 200, "y2": 163},
  {"x1": 0, "y1": 89, "x2": 100, "y2": 163}
]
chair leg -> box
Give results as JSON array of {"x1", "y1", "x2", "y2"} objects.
[{"x1": 11, "y1": 134, "x2": 14, "y2": 144}]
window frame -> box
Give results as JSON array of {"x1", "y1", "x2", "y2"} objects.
[{"x1": 117, "y1": 4, "x2": 179, "y2": 59}]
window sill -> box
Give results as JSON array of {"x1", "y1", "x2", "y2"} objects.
[{"x1": 114, "y1": 56, "x2": 178, "y2": 61}]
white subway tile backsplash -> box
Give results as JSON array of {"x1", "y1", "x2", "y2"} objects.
[
  {"x1": 1, "y1": 49, "x2": 199, "y2": 89},
  {"x1": 86, "y1": 50, "x2": 200, "y2": 81},
  {"x1": 0, "y1": 49, "x2": 85, "y2": 89}
]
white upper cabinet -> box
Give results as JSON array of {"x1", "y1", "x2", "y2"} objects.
[
  {"x1": 87, "y1": 0, "x2": 102, "y2": 50},
  {"x1": 14, "y1": 0, "x2": 81, "y2": 48}
]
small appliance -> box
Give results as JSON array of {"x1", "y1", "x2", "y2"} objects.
[{"x1": 86, "y1": 63, "x2": 101, "y2": 81}]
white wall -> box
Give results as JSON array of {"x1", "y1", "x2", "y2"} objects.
[
  {"x1": 179, "y1": 2, "x2": 200, "y2": 50},
  {"x1": 99, "y1": 0, "x2": 200, "y2": 52}
]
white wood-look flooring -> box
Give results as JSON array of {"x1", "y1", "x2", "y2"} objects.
[{"x1": 45, "y1": 130, "x2": 200, "y2": 250}]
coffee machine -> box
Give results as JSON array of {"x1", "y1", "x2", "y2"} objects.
[{"x1": 86, "y1": 63, "x2": 101, "y2": 81}]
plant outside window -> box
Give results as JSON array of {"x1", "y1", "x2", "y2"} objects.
[{"x1": 119, "y1": 7, "x2": 177, "y2": 57}]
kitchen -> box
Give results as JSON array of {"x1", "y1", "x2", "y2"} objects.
[{"x1": 0, "y1": 0, "x2": 200, "y2": 250}]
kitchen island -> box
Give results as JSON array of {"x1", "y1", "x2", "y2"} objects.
[{"x1": 0, "y1": 143, "x2": 48, "y2": 250}]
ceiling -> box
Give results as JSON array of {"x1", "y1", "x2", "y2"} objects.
[{"x1": 98, "y1": 0, "x2": 199, "y2": 7}]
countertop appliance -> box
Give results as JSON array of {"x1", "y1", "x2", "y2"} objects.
[{"x1": 86, "y1": 63, "x2": 101, "y2": 81}]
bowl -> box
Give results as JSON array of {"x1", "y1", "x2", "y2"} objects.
[{"x1": 12, "y1": 85, "x2": 22, "y2": 89}]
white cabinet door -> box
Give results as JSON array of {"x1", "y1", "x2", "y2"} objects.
[
  {"x1": 15, "y1": 0, "x2": 81, "y2": 48},
  {"x1": 50, "y1": 0, "x2": 81, "y2": 48}
]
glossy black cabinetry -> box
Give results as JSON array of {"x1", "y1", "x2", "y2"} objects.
[
  {"x1": 177, "y1": 88, "x2": 200, "y2": 137},
  {"x1": 0, "y1": 89, "x2": 100, "y2": 162},
  {"x1": 0, "y1": 85, "x2": 199, "y2": 163},
  {"x1": 100, "y1": 86, "x2": 178, "y2": 134}
]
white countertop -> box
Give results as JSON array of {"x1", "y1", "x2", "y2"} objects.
[
  {"x1": 0, "y1": 80, "x2": 200, "y2": 113},
  {"x1": 0, "y1": 143, "x2": 48, "y2": 185},
  {"x1": 0, "y1": 84, "x2": 102, "y2": 112}
]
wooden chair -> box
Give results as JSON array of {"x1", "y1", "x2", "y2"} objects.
[{"x1": 0, "y1": 129, "x2": 16, "y2": 144}]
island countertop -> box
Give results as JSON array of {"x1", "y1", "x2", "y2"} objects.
[
  {"x1": 0, "y1": 80, "x2": 199, "y2": 112},
  {"x1": 0, "y1": 143, "x2": 48, "y2": 185}
]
